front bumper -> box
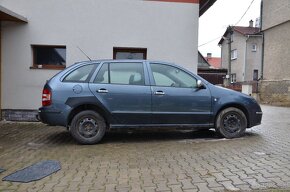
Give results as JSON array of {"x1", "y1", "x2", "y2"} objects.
[{"x1": 248, "y1": 110, "x2": 263, "y2": 128}]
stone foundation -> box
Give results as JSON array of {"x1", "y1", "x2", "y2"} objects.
[
  {"x1": 2, "y1": 109, "x2": 38, "y2": 121},
  {"x1": 260, "y1": 80, "x2": 290, "y2": 107}
]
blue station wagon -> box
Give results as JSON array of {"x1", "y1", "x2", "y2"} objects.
[{"x1": 38, "y1": 60, "x2": 262, "y2": 144}]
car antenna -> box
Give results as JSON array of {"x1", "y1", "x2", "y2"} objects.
[{"x1": 77, "y1": 46, "x2": 92, "y2": 61}]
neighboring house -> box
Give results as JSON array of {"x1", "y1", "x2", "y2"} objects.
[
  {"x1": 260, "y1": 0, "x2": 290, "y2": 106},
  {"x1": 198, "y1": 52, "x2": 227, "y2": 85},
  {"x1": 198, "y1": 51, "x2": 212, "y2": 69},
  {"x1": 205, "y1": 53, "x2": 221, "y2": 69},
  {"x1": 0, "y1": 0, "x2": 216, "y2": 121},
  {"x1": 218, "y1": 21, "x2": 263, "y2": 84}
]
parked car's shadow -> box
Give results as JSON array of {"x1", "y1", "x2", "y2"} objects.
[
  {"x1": 42, "y1": 131, "x2": 76, "y2": 145},
  {"x1": 43, "y1": 128, "x2": 260, "y2": 145},
  {"x1": 102, "y1": 129, "x2": 216, "y2": 143},
  {"x1": 102, "y1": 129, "x2": 259, "y2": 144}
]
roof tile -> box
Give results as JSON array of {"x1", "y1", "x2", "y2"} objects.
[{"x1": 233, "y1": 26, "x2": 260, "y2": 35}]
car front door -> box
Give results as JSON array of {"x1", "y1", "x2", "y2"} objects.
[
  {"x1": 89, "y1": 61, "x2": 151, "y2": 125},
  {"x1": 149, "y1": 63, "x2": 212, "y2": 126}
]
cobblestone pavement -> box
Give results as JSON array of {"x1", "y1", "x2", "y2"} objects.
[{"x1": 1, "y1": 105, "x2": 290, "y2": 192}]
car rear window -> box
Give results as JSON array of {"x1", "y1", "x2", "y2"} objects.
[{"x1": 63, "y1": 64, "x2": 96, "y2": 82}]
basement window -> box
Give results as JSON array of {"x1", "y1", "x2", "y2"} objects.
[{"x1": 31, "y1": 45, "x2": 66, "y2": 69}]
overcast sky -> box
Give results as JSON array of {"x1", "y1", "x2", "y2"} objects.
[{"x1": 198, "y1": 0, "x2": 261, "y2": 57}]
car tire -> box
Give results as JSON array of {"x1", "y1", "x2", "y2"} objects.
[
  {"x1": 70, "y1": 110, "x2": 106, "y2": 144},
  {"x1": 215, "y1": 107, "x2": 247, "y2": 139}
]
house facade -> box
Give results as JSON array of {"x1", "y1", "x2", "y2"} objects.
[
  {"x1": 218, "y1": 22, "x2": 263, "y2": 84},
  {"x1": 0, "y1": 0, "x2": 216, "y2": 120},
  {"x1": 260, "y1": 0, "x2": 290, "y2": 106}
]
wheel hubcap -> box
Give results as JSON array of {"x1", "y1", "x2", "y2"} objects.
[
  {"x1": 223, "y1": 114, "x2": 241, "y2": 133},
  {"x1": 78, "y1": 118, "x2": 98, "y2": 138}
]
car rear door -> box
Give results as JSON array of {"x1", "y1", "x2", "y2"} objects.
[
  {"x1": 148, "y1": 62, "x2": 212, "y2": 126},
  {"x1": 89, "y1": 61, "x2": 151, "y2": 125}
]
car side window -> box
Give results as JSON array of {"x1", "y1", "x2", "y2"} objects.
[
  {"x1": 63, "y1": 64, "x2": 95, "y2": 82},
  {"x1": 94, "y1": 62, "x2": 145, "y2": 85},
  {"x1": 151, "y1": 63, "x2": 197, "y2": 88},
  {"x1": 94, "y1": 63, "x2": 109, "y2": 84}
]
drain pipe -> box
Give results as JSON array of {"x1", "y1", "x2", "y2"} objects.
[
  {"x1": 261, "y1": 33, "x2": 264, "y2": 80},
  {"x1": 260, "y1": 0, "x2": 264, "y2": 80},
  {"x1": 244, "y1": 36, "x2": 249, "y2": 82}
]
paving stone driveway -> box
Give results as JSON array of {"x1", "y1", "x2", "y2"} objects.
[{"x1": 0, "y1": 105, "x2": 290, "y2": 192}]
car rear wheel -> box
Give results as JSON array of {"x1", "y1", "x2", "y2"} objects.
[
  {"x1": 215, "y1": 107, "x2": 247, "y2": 139},
  {"x1": 70, "y1": 110, "x2": 106, "y2": 144}
]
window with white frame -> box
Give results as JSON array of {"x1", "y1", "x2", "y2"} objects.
[
  {"x1": 251, "y1": 44, "x2": 257, "y2": 52},
  {"x1": 231, "y1": 49, "x2": 238, "y2": 60},
  {"x1": 230, "y1": 73, "x2": 236, "y2": 83}
]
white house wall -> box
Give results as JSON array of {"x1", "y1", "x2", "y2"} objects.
[{"x1": 1, "y1": 0, "x2": 199, "y2": 110}]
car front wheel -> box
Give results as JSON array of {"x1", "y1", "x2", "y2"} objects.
[
  {"x1": 70, "y1": 110, "x2": 106, "y2": 144},
  {"x1": 215, "y1": 107, "x2": 247, "y2": 139}
]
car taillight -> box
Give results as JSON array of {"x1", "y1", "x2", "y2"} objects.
[{"x1": 42, "y1": 88, "x2": 52, "y2": 106}]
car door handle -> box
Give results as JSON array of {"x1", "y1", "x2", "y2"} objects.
[
  {"x1": 154, "y1": 91, "x2": 165, "y2": 95},
  {"x1": 97, "y1": 88, "x2": 108, "y2": 93}
]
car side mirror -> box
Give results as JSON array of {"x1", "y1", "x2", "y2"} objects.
[{"x1": 196, "y1": 80, "x2": 205, "y2": 89}]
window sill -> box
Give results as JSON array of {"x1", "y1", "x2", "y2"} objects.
[{"x1": 30, "y1": 65, "x2": 66, "y2": 70}]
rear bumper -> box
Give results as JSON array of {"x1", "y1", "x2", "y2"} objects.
[{"x1": 38, "y1": 107, "x2": 67, "y2": 126}]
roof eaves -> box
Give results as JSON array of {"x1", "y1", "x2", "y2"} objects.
[
  {"x1": 218, "y1": 27, "x2": 231, "y2": 45},
  {"x1": 0, "y1": 5, "x2": 27, "y2": 22},
  {"x1": 199, "y1": 0, "x2": 217, "y2": 17}
]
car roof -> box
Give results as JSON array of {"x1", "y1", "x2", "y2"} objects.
[{"x1": 74, "y1": 59, "x2": 174, "y2": 65}]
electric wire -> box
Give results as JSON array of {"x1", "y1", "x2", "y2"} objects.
[
  {"x1": 198, "y1": 0, "x2": 256, "y2": 47},
  {"x1": 235, "y1": 0, "x2": 255, "y2": 26}
]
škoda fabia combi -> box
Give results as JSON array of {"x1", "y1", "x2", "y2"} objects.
[{"x1": 38, "y1": 60, "x2": 262, "y2": 144}]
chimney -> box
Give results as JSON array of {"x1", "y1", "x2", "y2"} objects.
[
  {"x1": 255, "y1": 17, "x2": 261, "y2": 28},
  {"x1": 249, "y1": 20, "x2": 254, "y2": 27},
  {"x1": 207, "y1": 53, "x2": 212, "y2": 60}
]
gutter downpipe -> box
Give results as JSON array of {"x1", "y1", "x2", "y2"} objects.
[
  {"x1": 244, "y1": 36, "x2": 249, "y2": 82},
  {"x1": 0, "y1": 22, "x2": 1, "y2": 120},
  {"x1": 261, "y1": 33, "x2": 264, "y2": 80},
  {"x1": 260, "y1": 0, "x2": 264, "y2": 80},
  {"x1": 227, "y1": 26, "x2": 233, "y2": 85}
]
